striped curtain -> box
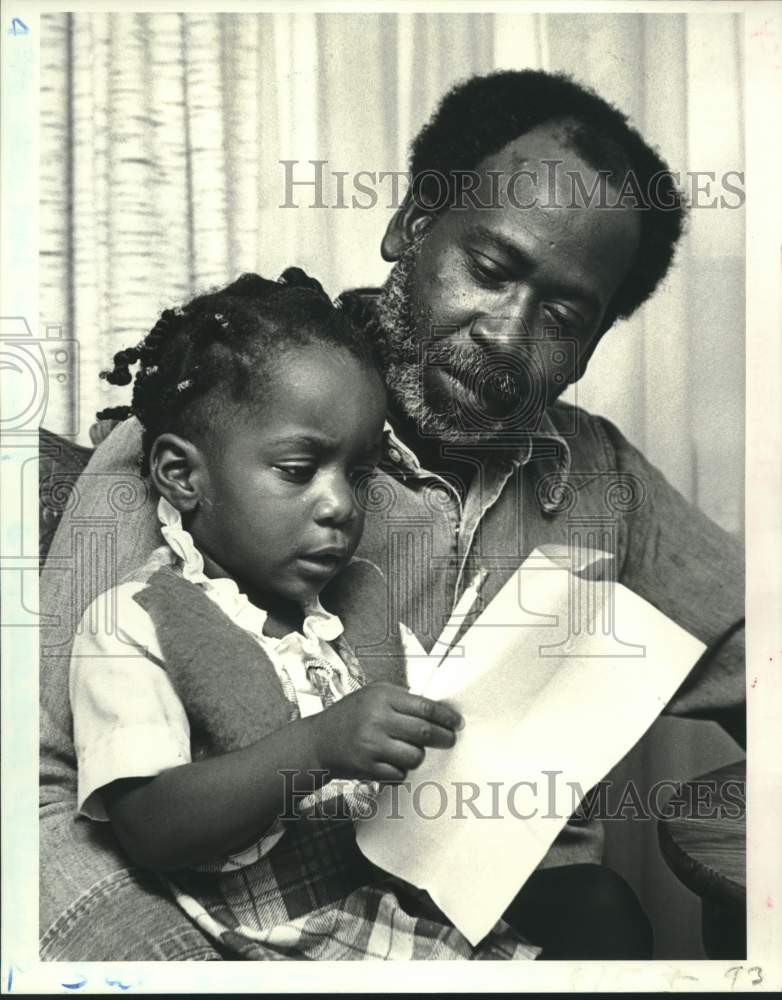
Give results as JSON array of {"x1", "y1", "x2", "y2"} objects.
[{"x1": 40, "y1": 11, "x2": 745, "y2": 958}]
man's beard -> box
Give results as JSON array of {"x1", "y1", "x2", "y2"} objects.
[
  {"x1": 375, "y1": 223, "x2": 452, "y2": 440},
  {"x1": 376, "y1": 224, "x2": 538, "y2": 448}
]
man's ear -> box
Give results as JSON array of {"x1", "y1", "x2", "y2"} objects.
[
  {"x1": 149, "y1": 433, "x2": 207, "y2": 513},
  {"x1": 381, "y1": 189, "x2": 434, "y2": 261}
]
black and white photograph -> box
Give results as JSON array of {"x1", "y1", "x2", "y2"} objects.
[{"x1": 1, "y1": 0, "x2": 781, "y2": 992}]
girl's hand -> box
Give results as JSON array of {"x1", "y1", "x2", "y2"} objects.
[{"x1": 309, "y1": 681, "x2": 463, "y2": 783}]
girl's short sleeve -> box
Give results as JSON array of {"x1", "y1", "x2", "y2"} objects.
[{"x1": 69, "y1": 580, "x2": 192, "y2": 821}]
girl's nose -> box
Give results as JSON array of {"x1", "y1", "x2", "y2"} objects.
[{"x1": 313, "y1": 476, "x2": 355, "y2": 525}]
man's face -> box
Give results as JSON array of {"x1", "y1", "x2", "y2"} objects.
[{"x1": 378, "y1": 124, "x2": 641, "y2": 448}]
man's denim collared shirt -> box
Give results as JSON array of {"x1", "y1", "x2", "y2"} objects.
[{"x1": 356, "y1": 401, "x2": 744, "y2": 736}]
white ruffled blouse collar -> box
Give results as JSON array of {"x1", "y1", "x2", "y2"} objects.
[{"x1": 156, "y1": 496, "x2": 344, "y2": 646}]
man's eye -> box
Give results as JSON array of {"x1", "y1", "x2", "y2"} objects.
[
  {"x1": 274, "y1": 464, "x2": 315, "y2": 483},
  {"x1": 467, "y1": 252, "x2": 508, "y2": 287},
  {"x1": 543, "y1": 303, "x2": 582, "y2": 331}
]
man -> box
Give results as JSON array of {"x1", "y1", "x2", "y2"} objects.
[{"x1": 40, "y1": 69, "x2": 744, "y2": 961}]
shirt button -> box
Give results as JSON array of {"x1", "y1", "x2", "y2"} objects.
[{"x1": 388, "y1": 447, "x2": 402, "y2": 464}]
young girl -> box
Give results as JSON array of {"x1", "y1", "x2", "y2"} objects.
[{"x1": 69, "y1": 268, "x2": 539, "y2": 961}]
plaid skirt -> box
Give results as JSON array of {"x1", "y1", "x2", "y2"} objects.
[{"x1": 165, "y1": 784, "x2": 540, "y2": 961}]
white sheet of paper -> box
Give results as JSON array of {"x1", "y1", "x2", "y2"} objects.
[{"x1": 355, "y1": 546, "x2": 706, "y2": 946}]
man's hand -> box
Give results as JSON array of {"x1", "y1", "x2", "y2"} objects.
[{"x1": 309, "y1": 681, "x2": 463, "y2": 783}]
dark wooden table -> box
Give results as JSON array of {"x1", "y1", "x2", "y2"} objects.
[{"x1": 658, "y1": 759, "x2": 746, "y2": 958}]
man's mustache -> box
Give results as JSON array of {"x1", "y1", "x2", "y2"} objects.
[{"x1": 423, "y1": 341, "x2": 541, "y2": 414}]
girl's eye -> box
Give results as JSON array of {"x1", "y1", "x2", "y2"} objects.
[{"x1": 274, "y1": 464, "x2": 316, "y2": 483}]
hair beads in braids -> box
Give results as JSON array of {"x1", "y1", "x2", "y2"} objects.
[
  {"x1": 97, "y1": 269, "x2": 384, "y2": 476},
  {"x1": 102, "y1": 348, "x2": 139, "y2": 386}
]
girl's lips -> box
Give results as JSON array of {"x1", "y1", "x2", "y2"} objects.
[{"x1": 296, "y1": 551, "x2": 346, "y2": 577}]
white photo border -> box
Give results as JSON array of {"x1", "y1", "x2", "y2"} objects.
[{"x1": 1, "y1": 0, "x2": 780, "y2": 992}]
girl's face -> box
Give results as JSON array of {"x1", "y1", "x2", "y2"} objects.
[{"x1": 188, "y1": 343, "x2": 387, "y2": 610}]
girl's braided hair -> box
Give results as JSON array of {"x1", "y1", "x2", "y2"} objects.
[{"x1": 97, "y1": 267, "x2": 384, "y2": 475}]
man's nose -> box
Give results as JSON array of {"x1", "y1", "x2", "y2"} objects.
[
  {"x1": 469, "y1": 310, "x2": 546, "y2": 410},
  {"x1": 469, "y1": 305, "x2": 536, "y2": 359},
  {"x1": 313, "y1": 476, "x2": 355, "y2": 525}
]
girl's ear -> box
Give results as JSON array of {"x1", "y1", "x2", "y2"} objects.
[
  {"x1": 380, "y1": 189, "x2": 434, "y2": 261},
  {"x1": 149, "y1": 433, "x2": 207, "y2": 513}
]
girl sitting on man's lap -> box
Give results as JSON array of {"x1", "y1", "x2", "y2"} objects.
[{"x1": 69, "y1": 268, "x2": 539, "y2": 960}]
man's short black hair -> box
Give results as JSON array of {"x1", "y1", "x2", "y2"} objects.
[{"x1": 410, "y1": 70, "x2": 687, "y2": 323}]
